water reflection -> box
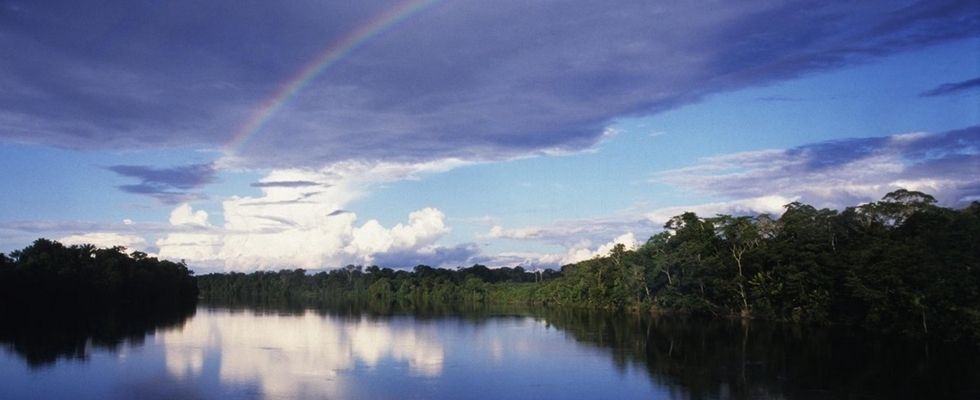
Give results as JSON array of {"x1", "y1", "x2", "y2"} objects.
[
  {"x1": 1, "y1": 304, "x2": 977, "y2": 399},
  {"x1": 535, "y1": 309, "x2": 980, "y2": 399},
  {"x1": 0, "y1": 304, "x2": 195, "y2": 367},
  {"x1": 161, "y1": 308, "x2": 447, "y2": 398}
]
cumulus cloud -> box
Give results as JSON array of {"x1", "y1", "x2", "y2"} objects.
[
  {"x1": 653, "y1": 126, "x2": 980, "y2": 209},
  {"x1": 169, "y1": 203, "x2": 210, "y2": 227},
  {"x1": 564, "y1": 232, "x2": 640, "y2": 264},
  {"x1": 156, "y1": 162, "x2": 467, "y2": 271},
  {"x1": 1, "y1": 1, "x2": 976, "y2": 167},
  {"x1": 345, "y1": 208, "x2": 448, "y2": 260},
  {"x1": 159, "y1": 206, "x2": 451, "y2": 271},
  {"x1": 59, "y1": 232, "x2": 147, "y2": 251}
]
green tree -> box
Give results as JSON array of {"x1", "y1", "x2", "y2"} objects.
[{"x1": 711, "y1": 215, "x2": 764, "y2": 318}]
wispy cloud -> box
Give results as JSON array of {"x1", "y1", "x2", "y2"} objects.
[
  {"x1": 920, "y1": 77, "x2": 980, "y2": 97},
  {"x1": 0, "y1": 219, "x2": 174, "y2": 254},
  {"x1": 0, "y1": 219, "x2": 173, "y2": 237},
  {"x1": 754, "y1": 96, "x2": 803, "y2": 102},
  {"x1": 108, "y1": 163, "x2": 216, "y2": 189},
  {"x1": 371, "y1": 243, "x2": 481, "y2": 269},
  {"x1": 250, "y1": 180, "x2": 324, "y2": 188},
  {"x1": 654, "y1": 126, "x2": 980, "y2": 208},
  {"x1": 644, "y1": 196, "x2": 799, "y2": 225},
  {"x1": 484, "y1": 217, "x2": 656, "y2": 249},
  {"x1": 107, "y1": 163, "x2": 216, "y2": 204}
]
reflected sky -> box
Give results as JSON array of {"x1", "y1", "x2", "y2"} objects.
[
  {"x1": 0, "y1": 308, "x2": 663, "y2": 399},
  {"x1": 161, "y1": 309, "x2": 447, "y2": 398}
]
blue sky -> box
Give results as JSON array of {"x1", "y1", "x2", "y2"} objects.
[{"x1": 0, "y1": 0, "x2": 977, "y2": 272}]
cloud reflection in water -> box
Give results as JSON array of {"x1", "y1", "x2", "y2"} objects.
[{"x1": 160, "y1": 309, "x2": 445, "y2": 398}]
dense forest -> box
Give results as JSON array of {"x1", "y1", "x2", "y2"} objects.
[
  {"x1": 199, "y1": 190, "x2": 980, "y2": 341},
  {"x1": 0, "y1": 239, "x2": 199, "y2": 313}
]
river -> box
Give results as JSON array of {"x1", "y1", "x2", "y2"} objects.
[{"x1": 0, "y1": 305, "x2": 977, "y2": 399}]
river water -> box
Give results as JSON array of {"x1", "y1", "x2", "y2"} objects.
[{"x1": 1, "y1": 305, "x2": 977, "y2": 399}]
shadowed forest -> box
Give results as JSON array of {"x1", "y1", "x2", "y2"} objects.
[
  {"x1": 0, "y1": 239, "x2": 198, "y2": 312},
  {"x1": 0, "y1": 240, "x2": 199, "y2": 367},
  {"x1": 198, "y1": 190, "x2": 980, "y2": 341}
]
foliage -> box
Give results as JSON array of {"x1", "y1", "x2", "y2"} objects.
[
  {"x1": 0, "y1": 239, "x2": 199, "y2": 312},
  {"x1": 197, "y1": 190, "x2": 980, "y2": 341},
  {"x1": 197, "y1": 264, "x2": 549, "y2": 308}
]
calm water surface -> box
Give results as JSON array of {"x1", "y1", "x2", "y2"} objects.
[{"x1": 1, "y1": 306, "x2": 977, "y2": 399}]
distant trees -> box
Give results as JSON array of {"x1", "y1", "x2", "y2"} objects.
[
  {"x1": 197, "y1": 263, "x2": 547, "y2": 308},
  {"x1": 196, "y1": 190, "x2": 979, "y2": 341}
]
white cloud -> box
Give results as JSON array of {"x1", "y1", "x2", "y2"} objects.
[
  {"x1": 346, "y1": 208, "x2": 448, "y2": 263},
  {"x1": 486, "y1": 225, "x2": 544, "y2": 240},
  {"x1": 483, "y1": 232, "x2": 640, "y2": 268},
  {"x1": 644, "y1": 195, "x2": 797, "y2": 225},
  {"x1": 156, "y1": 161, "x2": 460, "y2": 271},
  {"x1": 482, "y1": 214, "x2": 656, "y2": 247},
  {"x1": 59, "y1": 232, "x2": 147, "y2": 251},
  {"x1": 560, "y1": 232, "x2": 638, "y2": 265},
  {"x1": 169, "y1": 203, "x2": 210, "y2": 227},
  {"x1": 156, "y1": 233, "x2": 222, "y2": 265}
]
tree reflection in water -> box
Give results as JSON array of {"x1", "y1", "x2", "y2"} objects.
[
  {"x1": 533, "y1": 308, "x2": 980, "y2": 400},
  {"x1": 0, "y1": 304, "x2": 196, "y2": 368},
  {"x1": 1, "y1": 301, "x2": 977, "y2": 399},
  {"x1": 195, "y1": 301, "x2": 980, "y2": 399}
]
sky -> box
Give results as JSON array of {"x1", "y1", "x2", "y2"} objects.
[{"x1": 0, "y1": 0, "x2": 978, "y2": 272}]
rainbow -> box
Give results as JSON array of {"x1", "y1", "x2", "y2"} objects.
[{"x1": 226, "y1": 0, "x2": 440, "y2": 153}]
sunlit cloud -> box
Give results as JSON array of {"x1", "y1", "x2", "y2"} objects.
[
  {"x1": 169, "y1": 203, "x2": 211, "y2": 228},
  {"x1": 644, "y1": 196, "x2": 798, "y2": 226},
  {"x1": 59, "y1": 232, "x2": 147, "y2": 251},
  {"x1": 157, "y1": 161, "x2": 469, "y2": 271},
  {"x1": 475, "y1": 231, "x2": 639, "y2": 268}
]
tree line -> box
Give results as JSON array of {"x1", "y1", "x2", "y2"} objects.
[
  {"x1": 197, "y1": 263, "x2": 558, "y2": 308},
  {"x1": 0, "y1": 238, "x2": 199, "y2": 313},
  {"x1": 189, "y1": 190, "x2": 980, "y2": 340}
]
